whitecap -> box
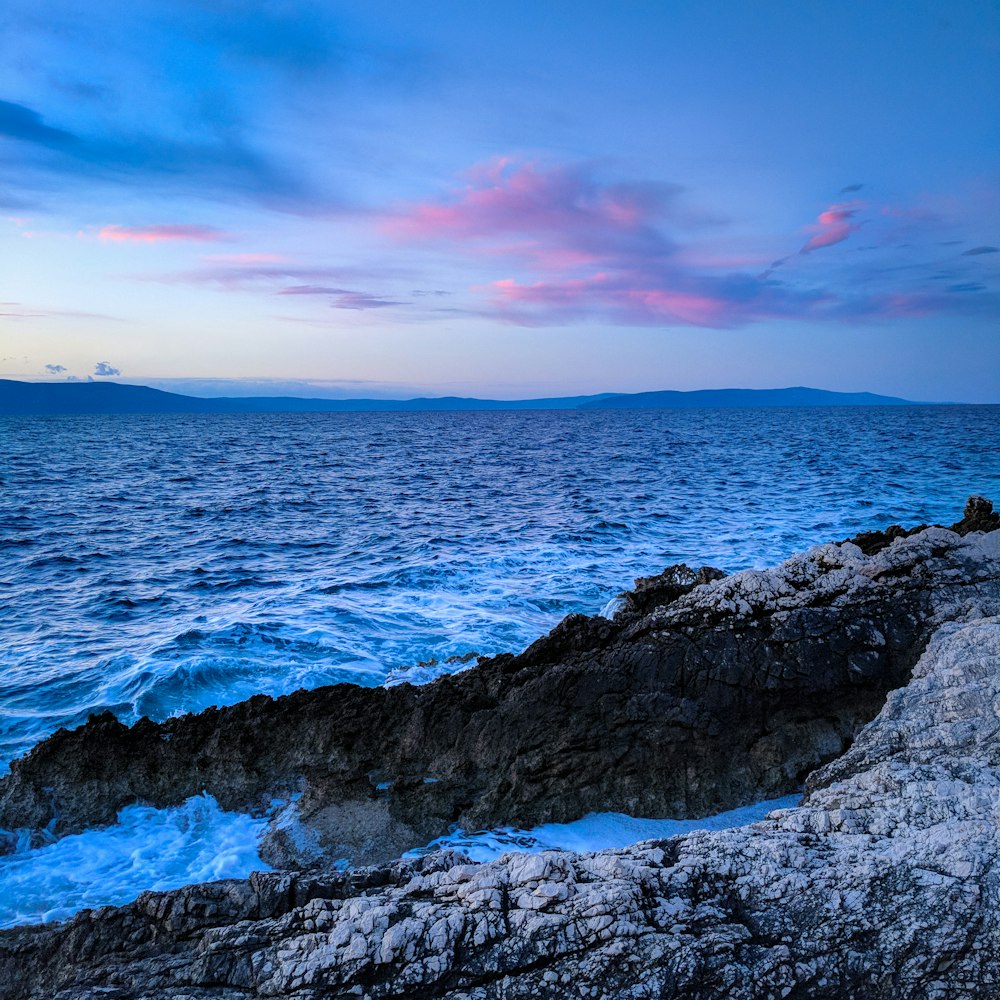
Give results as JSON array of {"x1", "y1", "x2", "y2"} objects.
[{"x1": 0, "y1": 793, "x2": 269, "y2": 929}]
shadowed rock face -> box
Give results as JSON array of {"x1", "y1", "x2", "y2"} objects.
[
  {"x1": 1, "y1": 503, "x2": 998, "y2": 875},
  {"x1": 0, "y1": 524, "x2": 999, "y2": 999}
]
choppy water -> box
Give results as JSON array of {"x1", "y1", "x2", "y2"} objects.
[
  {"x1": 2, "y1": 404, "x2": 999, "y2": 928},
  {"x1": 0, "y1": 791, "x2": 803, "y2": 929},
  {"x1": 0, "y1": 794, "x2": 269, "y2": 928},
  {"x1": 3, "y1": 406, "x2": 999, "y2": 768}
]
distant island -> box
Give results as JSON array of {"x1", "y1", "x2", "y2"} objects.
[{"x1": 0, "y1": 379, "x2": 930, "y2": 416}]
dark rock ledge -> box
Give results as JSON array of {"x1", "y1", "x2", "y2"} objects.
[
  {"x1": 0, "y1": 499, "x2": 998, "y2": 999},
  {"x1": 3, "y1": 499, "x2": 994, "y2": 870}
]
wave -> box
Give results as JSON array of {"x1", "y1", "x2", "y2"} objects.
[
  {"x1": 3, "y1": 406, "x2": 997, "y2": 770},
  {"x1": 0, "y1": 793, "x2": 801, "y2": 929},
  {"x1": 0, "y1": 794, "x2": 270, "y2": 929}
]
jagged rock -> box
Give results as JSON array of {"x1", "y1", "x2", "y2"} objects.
[
  {"x1": 951, "y1": 494, "x2": 1000, "y2": 535},
  {"x1": 2, "y1": 575, "x2": 1000, "y2": 998},
  {"x1": 844, "y1": 495, "x2": 999, "y2": 555},
  {"x1": 2, "y1": 506, "x2": 999, "y2": 873},
  {"x1": 614, "y1": 563, "x2": 726, "y2": 617}
]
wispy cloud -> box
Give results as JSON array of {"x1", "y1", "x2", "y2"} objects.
[
  {"x1": 382, "y1": 158, "x2": 998, "y2": 328},
  {"x1": 93, "y1": 361, "x2": 121, "y2": 376},
  {"x1": 144, "y1": 256, "x2": 407, "y2": 312},
  {"x1": 0, "y1": 304, "x2": 122, "y2": 322},
  {"x1": 800, "y1": 201, "x2": 864, "y2": 253},
  {"x1": 329, "y1": 291, "x2": 404, "y2": 310},
  {"x1": 156, "y1": 260, "x2": 407, "y2": 291},
  {"x1": 44, "y1": 363, "x2": 67, "y2": 373},
  {"x1": 0, "y1": 100, "x2": 77, "y2": 149},
  {"x1": 99, "y1": 224, "x2": 229, "y2": 244},
  {"x1": 276, "y1": 284, "x2": 404, "y2": 309}
]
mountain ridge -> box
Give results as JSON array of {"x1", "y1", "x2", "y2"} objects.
[{"x1": 0, "y1": 379, "x2": 932, "y2": 415}]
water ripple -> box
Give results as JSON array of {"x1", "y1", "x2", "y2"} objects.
[{"x1": 1, "y1": 406, "x2": 998, "y2": 766}]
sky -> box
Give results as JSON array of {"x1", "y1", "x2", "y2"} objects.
[{"x1": 1, "y1": 1, "x2": 998, "y2": 401}]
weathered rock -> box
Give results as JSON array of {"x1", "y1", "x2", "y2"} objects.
[
  {"x1": 2, "y1": 505, "x2": 999, "y2": 872},
  {"x1": 613, "y1": 562, "x2": 726, "y2": 617},
  {"x1": 843, "y1": 494, "x2": 999, "y2": 555},
  {"x1": 3, "y1": 572, "x2": 1000, "y2": 998}
]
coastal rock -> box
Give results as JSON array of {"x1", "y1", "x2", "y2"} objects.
[
  {"x1": 3, "y1": 604, "x2": 1000, "y2": 997},
  {"x1": 2, "y1": 506, "x2": 999, "y2": 872},
  {"x1": 844, "y1": 494, "x2": 999, "y2": 555}
]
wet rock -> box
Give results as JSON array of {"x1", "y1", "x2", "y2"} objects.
[
  {"x1": 1, "y1": 502, "x2": 999, "y2": 875},
  {"x1": 614, "y1": 563, "x2": 726, "y2": 617},
  {"x1": 950, "y1": 494, "x2": 1000, "y2": 535},
  {"x1": 4, "y1": 608, "x2": 1000, "y2": 997}
]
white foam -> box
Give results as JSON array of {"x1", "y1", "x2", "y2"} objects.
[
  {"x1": 407, "y1": 794, "x2": 801, "y2": 863},
  {"x1": 0, "y1": 793, "x2": 269, "y2": 929},
  {"x1": 598, "y1": 596, "x2": 626, "y2": 619},
  {"x1": 0, "y1": 792, "x2": 803, "y2": 929}
]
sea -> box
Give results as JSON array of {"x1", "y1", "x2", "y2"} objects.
[{"x1": 1, "y1": 404, "x2": 998, "y2": 926}]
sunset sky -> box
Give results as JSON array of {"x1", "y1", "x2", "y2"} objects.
[{"x1": 1, "y1": 1, "x2": 998, "y2": 400}]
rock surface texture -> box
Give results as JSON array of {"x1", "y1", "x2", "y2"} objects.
[{"x1": 1, "y1": 503, "x2": 1000, "y2": 998}]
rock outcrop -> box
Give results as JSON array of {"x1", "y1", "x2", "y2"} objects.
[
  {"x1": 2, "y1": 502, "x2": 999, "y2": 874},
  {"x1": 1, "y1": 523, "x2": 999, "y2": 998}
]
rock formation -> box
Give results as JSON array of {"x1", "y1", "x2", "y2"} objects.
[
  {"x1": 0, "y1": 500, "x2": 999, "y2": 998},
  {"x1": 5, "y1": 501, "x2": 998, "y2": 870}
]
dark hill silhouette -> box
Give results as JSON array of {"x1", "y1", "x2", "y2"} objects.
[
  {"x1": 578, "y1": 386, "x2": 915, "y2": 408},
  {"x1": 0, "y1": 379, "x2": 922, "y2": 415}
]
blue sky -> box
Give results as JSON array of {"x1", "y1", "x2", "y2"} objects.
[{"x1": 1, "y1": 1, "x2": 998, "y2": 400}]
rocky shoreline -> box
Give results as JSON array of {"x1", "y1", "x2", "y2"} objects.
[{"x1": 1, "y1": 498, "x2": 999, "y2": 998}]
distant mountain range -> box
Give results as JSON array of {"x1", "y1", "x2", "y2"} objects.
[{"x1": 0, "y1": 379, "x2": 928, "y2": 415}]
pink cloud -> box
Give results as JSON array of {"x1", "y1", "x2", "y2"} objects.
[
  {"x1": 386, "y1": 159, "x2": 844, "y2": 328},
  {"x1": 800, "y1": 201, "x2": 864, "y2": 253},
  {"x1": 486, "y1": 272, "x2": 834, "y2": 328},
  {"x1": 383, "y1": 158, "x2": 678, "y2": 268},
  {"x1": 99, "y1": 224, "x2": 228, "y2": 244},
  {"x1": 491, "y1": 276, "x2": 738, "y2": 326},
  {"x1": 383, "y1": 162, "x2": 997, "y2": 327}
]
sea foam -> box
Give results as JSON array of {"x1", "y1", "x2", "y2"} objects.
[
  {"x1": 0, "y1": 794, "x2": 270, "y2": 929},
  {"x1": 0, "y1": 794, "x2": 800, "y2": 929},
  {"x1": 409, "y1": 794, "x2": 802, "y2": 862}
]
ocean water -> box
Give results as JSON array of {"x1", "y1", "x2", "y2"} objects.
[
  {"x1": 2, "y1": 405, "x2": 999, "y2": 769},
  {"x1": 406, "y1": 793, "x2": 802, "y2": 863},
  {"x1": 0, "y1": 791, "x2": 801, "y2": 929},
  {"x1": 0, "y1": 793, "x2": 270, "y2": 928},
  {"x1": 2, "y1": 404, "x2": 999, "y2": 928}
]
